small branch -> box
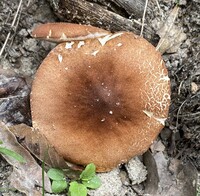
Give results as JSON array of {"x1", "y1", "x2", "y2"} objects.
[
  {"x1": 140, "y1": 0, "x2": 148, "y2": 37},
  {"x1": 0, "y1": 0, "x2": 23, "y2": 57},
  {"x1": 179, "y1": 111, "x2": 200, "y2": 117},
  {"x1": 48, "y1": 0, "x2": 157, "y2": 42},
  {"x1": 0, "y1": 95, "x2": 28, "y2": 101},
  {"x1": 155, "y1": 0, "x2": 164, "y2": 18},
  {"x1": 175, "y1": 94, "x2": 198, "y2": 130}
]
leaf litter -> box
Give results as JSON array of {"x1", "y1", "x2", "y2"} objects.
[
  {"x1": 0, "y1": 0, "x2": 199, "y2": 196},
  {"x1": 156, "y1": 5, "x2": 187, "y2": 54},
  {"x1": 0, "y1": 122, "x2": 51, "y2": 195}
]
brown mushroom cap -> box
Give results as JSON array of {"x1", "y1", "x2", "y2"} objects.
[
  {"x1": 31, "y1": 23, "x2": 110, "y2": 42},
  {"x1": 31, "y1": 30, "x2": 170, "y2": 172}
]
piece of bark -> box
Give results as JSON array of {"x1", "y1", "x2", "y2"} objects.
[
  {"x1": 48, "y1": 0, "x2": 158, "y2": 43},
  {"x1": 85, "y1": 0, "x2": 148, "y2": 18},
  {"x1": 114, "y1": 0, "x2": 147, "y2": 17}
]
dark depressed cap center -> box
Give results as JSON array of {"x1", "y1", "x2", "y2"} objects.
[{"x1": 31, "y1": 31, "x2": 170, "y2": 172}]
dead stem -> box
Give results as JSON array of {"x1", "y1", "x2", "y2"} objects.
[
  {"x1": 0, "y1": 95, "x2": 28, "y2": 100},
  {"x1": 155, "y1": 0, "x2": 164, "y2": 18},
  {"x1": 0, "y1": 0, "x2": 23, "y2": 57},
  {"x1": 140, "y1": 0, "x2": 148, "y2": 37},
  {"x1": 175, "y1": 94, "x2": 198, "y2": 130}
]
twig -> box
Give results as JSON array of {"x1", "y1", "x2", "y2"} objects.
[
  {"x1": 155, "y1": 0, "x2": 164, "y2": 18},
  {"x1": 0, "y1": 0, "x2": 23, "y2": 57},
  {"x1": 180, "y1": 111, "x2": 200, "y2": 117},
  {"x1": 27, "y1": 0, "x2": 31, "y2": 7},
  {"x1": 0, "y1": 95, "x2": 28, "y2": 101},
  {"x1": 5, "y1": 6, "x2": 23, "y2": 59},
  {"x1": 178, "y1": 80, "x2": 184, "y2": 95},
  {"x1": 140, "y1": 0, "x2": 148, "y2": 37},
  {"x1": 175, "y1": 94, "x2": 197, "y2": 130}
]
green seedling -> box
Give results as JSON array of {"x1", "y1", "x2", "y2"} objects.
[
  {"x1": 0, "y1": 141, "x2": 26, "y2": 163},
  {"x1": 197, "y1": 186, "x2": 200, "y2": 196},
  {"x1": 48, "y1": 163, "x2": 101, "y2": 195},
  {"x1": 68, "y1": 181, "x2": 87, "y2": 196},
  {"x1": 47, "y1": 168, "x2": 68, "y2": 193}
]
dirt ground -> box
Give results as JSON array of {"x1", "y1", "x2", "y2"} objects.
[{"x1": 0, "y1": 0, "x2": 199, "y2": 195}]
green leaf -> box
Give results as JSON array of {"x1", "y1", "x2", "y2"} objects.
[
  {"x1": 82, "y1": 175, "x2": 101, "y2": 189},
  {"x1": 51, "y1": 180, "x2": 67, "y2": 193},
  {"x1": 0, "y1": 147, "x2": 26, "y2": 163},
  {"x1": 47, "y1": 168, "x2": 65, "y2": 181},
  {"x1": 80, "y1": 163, "x2": 96, "y2": 181},
  {"x1": 0, "y1": 140, "x2": 3, "y2": 144},
  {"x1": 69, "y1": 181, "x2": 87, "y2": 196}
]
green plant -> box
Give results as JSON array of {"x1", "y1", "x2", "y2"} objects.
[
  {"x1": 175, "y1": 0, "x2": 180, "y2": 5},
  {"x1": 197, "y1": 186, "x2": 200, "y2": 196},
  {"x1": 0, "y1": 140, "x2": 26, "y2": 163},
  {"x1": 48, "y1": 163, "x2": 101, "y2": 195}
]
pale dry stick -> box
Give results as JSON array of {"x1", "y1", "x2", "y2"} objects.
[
  {"x1": 175, "y1": 98, "x2": 187, "y2": 131},
  {"x1": 0, "y1": 0, "x2": 23, "y2": 57},
  {"x1": 178, "y1": 80, "x2": 184, "y2": 95},
  {"x1": 171, "y1": 97, "x2": 189, "y2": 154},
  {"x1": 5, "y1": 7, "x2": 22, "y2": 59},
  {"x1": 140, "y1": 0, "x2": 149, "y2": 37},
  {"x1": 27, "y1": 0, "x2": 31, "y2": 7},
  {"x1": 133, "y1": 19, "x2": 143, "y2": 26},
  {"x1": 156, "y1": 6, "x2": 179, "y2": 51},
  {"x1": 0, "y1": 111, "x2": 7, "y2": 115},
  {"x1": 5, "y1": 11, "x2": 11, "y2": 24},
  {"x1": 0, "y1": 95, "x2": 28, "y2": 101},
  {"x1": 155, "y1": 0, "x2": 164, "y2": 18},
  {"x1": 180, "y1": 111, "x2": 200, "y2": 117}
]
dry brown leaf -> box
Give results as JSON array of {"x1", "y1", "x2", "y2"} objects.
[
  {"x1": 9, "y1": 123, "x2": 70, "y2": 169},
  {"x1": 9, "y1": 123, "x2": 83, "y2": 180},
  {"x1": 156, "y1": 6, "x2": 187, "y2": 54},
  {"x1": 0, "y1": 121, "x2": 51, "y2": 195}
]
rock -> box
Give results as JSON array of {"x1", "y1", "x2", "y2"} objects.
[
  {"x1": 89, "y1": 168, "x2": 124, "y2": 196},
  {"x1": 125, "y1": 157, "x2": 147, "y2": 185}
]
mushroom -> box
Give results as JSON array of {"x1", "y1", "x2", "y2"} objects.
[
  {"x1": 31, "y1": 23, "x2": 110, "y2": 42},
  {"x1": 31, "y1": 23, "x2": 170, "y2": 172}
]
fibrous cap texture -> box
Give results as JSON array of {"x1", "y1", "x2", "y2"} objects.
[{"x1": 31, "y1": 31, "x2": 170, "y2": 172}]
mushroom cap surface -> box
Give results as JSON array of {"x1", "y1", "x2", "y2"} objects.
[
  {"x1": 31, "y1": 23, "x2": 110, "y2": 42},
  {"x1": 31, "y1": 32, "x2": 170, "y2": 172}
]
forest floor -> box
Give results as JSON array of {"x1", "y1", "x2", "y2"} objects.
[{"x1": 0, "y1": 0, "x2": 199, "y2": 195}]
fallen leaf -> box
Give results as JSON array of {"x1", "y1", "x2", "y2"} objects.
[
  {"x1": 9, "y1": 123, "x2": 83, "y2": 179},
  {"x1": 0, "y1": 121, "x2": 51, "y2": 195},
  {"x1": 143, "y1": 150, "x2": 159, "y2": 195},
  {"x1": 9, "y1": 123, "x2": 69, "y2": 169},
  {"x1": 156, "y1": 6, "x2": 187, "y2": 54},
  {"x1": 181, "y1": 161, "x2": 199, "y2": 196},
  {"x1": 151, "y1": 151, "x2": 198, "y2": 196},
  {"x1": 10, "y1": 124, "x2": 67, "y2": 168},
  {"x1": 0, "y1": 70, "x2": 31, "y2": 125}
]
